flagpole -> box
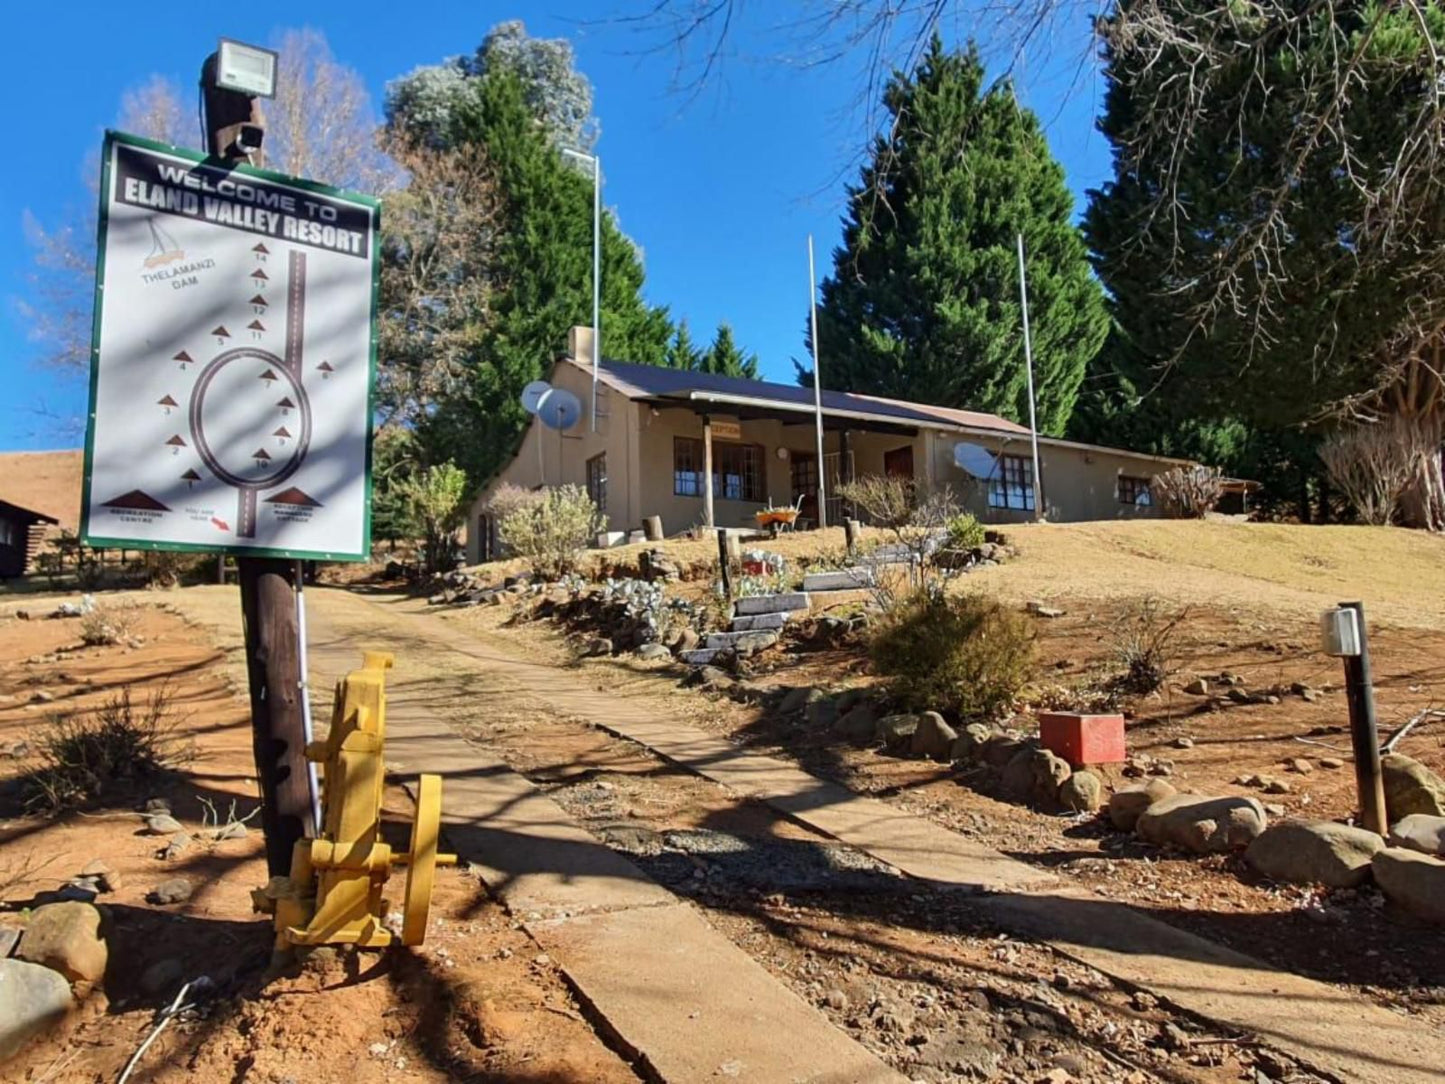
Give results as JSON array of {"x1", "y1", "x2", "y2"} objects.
[
  {"x1": 1016, "y1": 232, "x2": 1044, "y2": 522},
  {"x1": 808, "y1": 235, "x2": 828, "y2": 530}
]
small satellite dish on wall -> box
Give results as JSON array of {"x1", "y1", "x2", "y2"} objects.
[
  {"x1": 953, "y1": 442, "x2": 998, "y2": 479},
  {"x1": 776, "y1": 447, "x2": 790, "y2": 461},
  {"x1": 537, "y1": 388, "x2": 583, "y2": 430},
  {"x1": 521, "y1": 380, "x2": 552, "y2": 414}
]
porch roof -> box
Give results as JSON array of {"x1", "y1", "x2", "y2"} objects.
[{"x1": 562, "y1": 356, "x2": 1032, "y2": 436}]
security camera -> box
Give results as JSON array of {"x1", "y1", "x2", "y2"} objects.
[{"x1": 234, "y1": 124, "x2": 265, "y2": 156}]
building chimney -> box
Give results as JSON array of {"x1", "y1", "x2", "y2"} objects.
[{"x1": 568, "y1": 325, "x2": 595, "y2": 363}]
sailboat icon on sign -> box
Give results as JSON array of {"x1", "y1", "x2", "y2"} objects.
[{"x1": 143, "y1": 219, "x2": 183, "y2": 269}]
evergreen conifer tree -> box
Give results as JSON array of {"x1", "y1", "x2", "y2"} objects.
[{"x1": 814, "y1": 38, "x2": 1106, "y2": 434}]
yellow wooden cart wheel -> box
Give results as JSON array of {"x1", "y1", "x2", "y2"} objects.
[{"x1": 401, "y1": 773, "x2": 443, "y2": 946}]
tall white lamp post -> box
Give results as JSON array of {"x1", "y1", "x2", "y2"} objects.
[{"x1": 562, "y1": 148, "x2": 602, "y2": 432}]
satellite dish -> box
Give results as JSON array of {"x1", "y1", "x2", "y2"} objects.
[
  {"x1": 953, "y1": 442, "x2": 998, "y2": 479},
  {"x1": 521, "y1": 380, "x2": 552, "y2": 414},
  {"x1": 537, "y1": 388, "x2": 583, "y2": 430}
]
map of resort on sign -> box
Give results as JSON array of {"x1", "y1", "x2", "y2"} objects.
[{"x1": 81, "y1": 131, "x2": 379, "y2": 561}]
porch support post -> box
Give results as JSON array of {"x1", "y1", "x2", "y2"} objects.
[
  {"x1": 838, "y1": 429, "x2": 852, "y2": 520},
  {"x1": 702, "y1": 414, "x2": 715, "y2": 528}
]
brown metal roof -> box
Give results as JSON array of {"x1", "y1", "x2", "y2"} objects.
[{"x1": 564, "y1": 357, "x2": 1031, "y2": 435}]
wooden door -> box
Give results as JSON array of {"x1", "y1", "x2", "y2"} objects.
[
  {"x1": 884, "y1": 445, "x2": 914, "y2": 480},
  {"x1": 790, "y1": 453, "x2": 819, "y2": 526}
]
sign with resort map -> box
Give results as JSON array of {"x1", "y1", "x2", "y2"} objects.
[{"x1": 80, "y1": 131, "x2": 379, "y2": 560}]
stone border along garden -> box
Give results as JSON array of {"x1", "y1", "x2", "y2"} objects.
[{"x1": 432, "y1": 542, "x2": 1445, "y2": 930}]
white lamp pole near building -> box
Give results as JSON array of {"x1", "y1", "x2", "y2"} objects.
[
  {"x1": 808, "y1": 235, "x2": 828, "y2": 529},
  {"x1": 1016, "y1": 232, "x2": 1045, "y2": 522},
  {"x1": 562, "y1": 148, "x2": 602, "y2": 432}
]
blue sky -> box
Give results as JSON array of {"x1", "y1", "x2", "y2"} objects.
[{"x1": 0, "y1": 2, "x2": 1108, "y2": 451}]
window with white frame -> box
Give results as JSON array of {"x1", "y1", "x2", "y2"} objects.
[
  {"x1": 586, "y1": 453, "x2": 607, "y2": 515},
  {"x1": 988, "y1": 454, "x2": 1035, "y2": 511},
  {"x1": 1118, "y1": 475, "x2": 1153, "y2": 506},
  {"x1": 673, "y1": 437, "x2": 764, "y2": 502}
]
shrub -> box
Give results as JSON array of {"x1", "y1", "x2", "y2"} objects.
[
  {"x1": 1318, "y1": 420, "x2": 1416, "y2": 526},
  {"x1": 1109, "y1": 597, "x2": 1186, "y2": 694},
  {"x1": 495, "y1": 484, "x2": 605, "y2": 580},
  {"x1": 400, "y1": 461, "x2": 471, "y2": 576},
  {"x1": 836, "y1": 475, "x2": 961, "y2": 604},
  {"x1": 869, "y1": 591, "x2": 1035, "y2": 720},
  {"x1": 79, "y1": 603, "x2": 137, "y2": 646},
  {"x1": 944, "y1": 512, "x2": 985, "y2": 551},
  {"x1": 21, "y1": 687, "x2": 183, "y2": 813},
  {"x1": 1152, "y1": 465, "x2": 1223, "y2": 518}
]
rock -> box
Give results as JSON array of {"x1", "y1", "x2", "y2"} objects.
[
  {"x1": 1245, "y1": 820, "x2": 1383, "y2": 888},
  {"x1": 580, "y1": 637, "x2": 613, "y2": 658},
  {"x1": 1233, "y1": 774, "x2": 1260, "y2": 787},
  {"x1": 1288, "y1": 758, "x2": 1313, "y2": 774},
  {"x1": 1227, "y1": 687, "x2": 1252, "y2": 704},
  {"x1": 140, "y1": 957, "x2": 185, "y2": 996},
  {"x1": 161, "y1": 833, "x2": 191, "y2": 860},
  {"x1": 1025, "y1": 601, "x2": 1065, "y2": 618},
  {"x1": 779, "y1": 686, "x2": 821, "y2": 714},
  {"x1": 1263, "y1": 778, "x2": 1291, "y2": 795},
  {"x1": 673, "y1": 628, "x2": 700, "y2": 655},
  {"x1": 1183, "y1": 678, "x2": 1209, "y2": 696},
  {"x1": 910, "y1": 712, "x2": 958, "y2": 762},
  {"x1": 79, "y1": 860, "x2": 111, "y2": 881},
  {"x1": 876, "y1": 714, "x2": 920, "y2": 750},
  {"x1": 1173, "y1": 736, "x2": 1195, "y2": 749},
  {"x1": 635, "y1": 643, "x2": 672, "y2": 661},
  {"x1": 0, "y1": 740, "x2": 30, "y2": 759},
  {"x1": 1109, "y1": 779, "x2": 1177, "y2": 831},
  {"x1": 980, "y1": 735, "x2": 1025, "y2": 768},
  {"x1": 1263, "y1": 803, "x2": 1287, "y2": 818},
  {"x1": 805, "y1": 696, "x2": 839, "y2": 729},
  {"x1": 1381, "y1": 753, "x2": 1445, "y2": 819},
  {"x1": 1319, "y1": 757, "x2": 1345, "y2": 770},
  {"x1": 1389, "y1": 814, "x2": 1445, "y2": 856},
  {"x1": 16, "y1": 902, "x2": 107, "y2": 984},
  {"x1": 694, "y1": 666, "x2": 732, "y2": 689},
  {"x1": 1001, "y1": 749, "x2": 1038, "y2": 798},
  {"x1": 732, "y1": 630, "x2": 779, "y2": 658},
  {"x1": 0, "y1": 925, "x2": 20, "y2": 957},
  {"x1": 1135, "y1": 794, "x2": 1268, "y2": 853},
  {"x1": 143, "y1": 797, "x2": 171, "y2": 815},
  {"x1": 1372, "y1": 848, "x2": 1445, "y2": 924},
  {"x1": 0, "y1": 958, "x2": 73, "y2": 1060},
  {"x1": 1059, "y1": 770, "x2": 1103, "y2": 812},
  {"x1": 834, "y1": 704, "x2": 878, "y2": 744},
  {"x1": 143, "y1": 813, "x2": 183, "y2": 835},
  {"x1": 147, "y1": 878, "x2": 193, "y2": 905},
  {"x1": 1032, "y1": 748, "x2": 1072, "y2": 796},
  {"x1": 950, "y1": 723, "x2": 995, "y2": 763}
]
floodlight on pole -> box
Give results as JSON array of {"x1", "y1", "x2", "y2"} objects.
[
  {"x1": 562, "y1": 148, "x2": 602, "y2": 433},
  {"x1": 216, "y1": 38, "x2": 278, "y2": 99}
]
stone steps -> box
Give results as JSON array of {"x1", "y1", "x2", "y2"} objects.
[
  {"x1": 733, "y1": 592, "x2": 810, "y2": 616},
  {"x1": 679, "y1": 648, "x2": 724, "y2": 666},
  {"x1": 704, "y1": 630, "x2": 780, "y2": 651},
  {"x1": 728, "y1": 610, "x2": 810, "y2": 632},
  {"x1": 801, "y1": 568, "x2": 875, "y2": 592}
]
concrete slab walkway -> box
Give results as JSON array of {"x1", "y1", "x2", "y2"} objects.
[
  {"x1": 287, "y1": 590, "x2": 1443, "y2": 1084},
  {"x1": 301, "y1": 607, "x2": 906, "y2": 1084}
]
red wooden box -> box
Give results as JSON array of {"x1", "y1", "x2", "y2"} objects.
[{"x1": 1038, "y1": 712, "x2": 1126, "y2": 767}]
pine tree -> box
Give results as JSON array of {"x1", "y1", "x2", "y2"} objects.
[
  {"x1": 387, "y1": 33, "x2": 673, "y2": 484},
  {"x1": 699, "y1": 322, "x2": 759, "y2": 379},
  {"x1": 666, "y1": 320, "x2": 703, "y2": 370},
  {"x1": 1081, "y1": 1, "x2": 1445, "y2": 523},
  {"x1": 813, "y1": 38, "x2": 1106, "y2": 435}
]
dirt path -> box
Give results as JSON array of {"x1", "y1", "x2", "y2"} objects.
[{"x1": 172, "y1": 585, "x2": 1445, "y2": 1084}]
